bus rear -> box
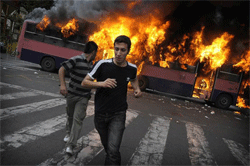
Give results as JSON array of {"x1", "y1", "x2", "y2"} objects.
[
  {"x1": 17, "y1": 20, "x2": 87, "y2": 72},
  {"x1": 208, "y1": 67, "x2": 244, "y2": 109}
]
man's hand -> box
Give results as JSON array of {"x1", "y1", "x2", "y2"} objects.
[
  {"x1": 102, "y1": 78, "x2": 117, "y2": 88},
  {"x1": 134, "y1": 89, "x2": 142, "y2": 98},
  {"x1": 60, "y1": 85, "x2": 68, "y2": 96}
]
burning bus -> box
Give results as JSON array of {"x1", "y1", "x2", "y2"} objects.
[
  {"x1": 138, "y1": 62, "x2": 249, "y2": 109},
  {"x1": 19, "y1": 1, "x2": 249, "y2": 109},
  {"x1": 17, "y1": 17, "x2": 95, "y2": 72}
]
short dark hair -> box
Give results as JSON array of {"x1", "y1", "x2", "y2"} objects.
[
  {"x1": 114, "y1": 35, "x2": 131, "y2": 53},
  {"x1": 84, "y1": 41, "x2": 98, "y2": 54}
]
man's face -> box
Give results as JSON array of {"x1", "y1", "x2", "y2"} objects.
[{"x1": 114, "y1": 42, "x2": 128, "y2": 64}]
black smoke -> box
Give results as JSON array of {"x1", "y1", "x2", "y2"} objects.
[
  {"x1": 163, "y1": 0, "x2": 249, "y2": 59},
  {"x1": 25, "y1": 0, "x2": 249, "y2": 57}
]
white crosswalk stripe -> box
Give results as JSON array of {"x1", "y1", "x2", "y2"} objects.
[
  {"x1": 186, "y1": 122, "x2": 217, "y2": 165},
  {"x1": 0, "y1": 98, "x2": 66, "y2": 120},
  {"x1": 128, "y1": 116, "x2": 170, "y2": 165},
  {"x1": 39, "y1": 109, "x2": 139, "y2": 165},
  {"x1": 1, "y1": 61, "x2": 39, "y2": 71},
  {"x1": 1, "y1": 82, "x2": 249, "y2": 165},
  {"x1": 1, "y1": 105, "x2": 94, "y2": 151},
  {"x1": 0, "y1": 91, "x2": 41, "y2": 101},
  {"x1": 223, "y1": 138, "x2": 250, "y2": 166},
  {"x1": 0, "y1": 82, "x2": 61, "y2": 97}
]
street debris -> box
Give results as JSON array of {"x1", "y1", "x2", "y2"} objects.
[
  {"x1": 234, "y1": 117, "x2": 242, "y2": 121},
  {"x1": 176, "y1": 120, "x2": 179, "y2": 124},
  {"x1": 205, "y1": 116, "x2": 209, "y2": 119},
  {"x1": 171, "y1": 98, "x2": 176, "y2": 101},
  {"x1": 3, "y1": 67, "x2": 7, "y2": 69},
  {"x1": 210, "y1": 111, "x2": 215, "y2": 114},
  {"x1": 34, "y1": 72, "x2": 38, "y2": 74}
]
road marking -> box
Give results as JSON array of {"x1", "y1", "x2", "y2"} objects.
[
  {"x1": 0, "y1": 61, "x2": 39, "y2": 71},
  {"x1": 186, "y1": 122, "x2": 217, "y2": 165},
  {"x1": 223, "y1": 138, "x2": 250, "y2": 166},
  {"x1": 127, "y1": 116, "x2": 170, "y2": 165},
  {"x1": 0, "y1": 98, "x2": 66, "y2": 120},
  {"x1": 39, "y1": 109, "x2": 139, "y2": 166},
  {"x1": 0, "y1": 92, "x2": 41, "y2": 101},
  {"x1": 0, "y1": 82, "x2": 61, "y2": 97},
  {"x1": 1, "y1": 105, "x2": 95, "y2": 151}
]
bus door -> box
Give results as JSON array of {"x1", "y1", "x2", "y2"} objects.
[
  {"x1": 209, "y1": 68, "x2": 243, "y2": 109},
  {"x1": 139, "y1": 61, "x2": 199, "y2": 97}
]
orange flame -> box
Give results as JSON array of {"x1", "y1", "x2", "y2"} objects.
[
  {"x1": 233, "y1": 50, "x2": 250, "y2": 73},
  {"x1": 89, "y1": 15, "x2": 170, "y2": 74},
  {"x1": 36, "y1": 15, "x2": 79, "y2": 38},
  {"x1": 236, "y1": 96, "x2": 250, "y2": 109},
  {"x1": 197, "y1": 32, "x2": 234, "y2": 70},
  {"x1": 35, "y1": 12, "x2": 249, "y2": 107},
  {"x1": 55, "y1": 18, "x2": 79, "y2": 38},
  {"x1": 36, "y1": 15, "x2": 50, "y2": 31}
]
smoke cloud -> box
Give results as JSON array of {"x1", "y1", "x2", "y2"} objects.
[
  {"x1": 25, "y1": 0, "x2": 248, "y2": 57},
  {"x1": 25, "y1": 0, "x2": 178, "y2": 23}
]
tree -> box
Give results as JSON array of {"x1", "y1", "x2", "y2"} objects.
[{"x1": 20, "y1": 0, "x2": 54, "y2": 13}]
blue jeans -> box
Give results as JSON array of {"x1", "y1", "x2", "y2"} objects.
[{"x1": 94, "y1": 111, "x2": 126, "y2": 165}]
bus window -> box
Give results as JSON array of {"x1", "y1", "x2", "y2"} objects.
[
  {"x1": 26, "y1": 22, "x2": 36, "y2": 32},
  {"x1": 65, "y1": 34, "x2": 86, "y2": 51},
  {"x1": 217, "y1": 71, "x2": 240, "y2": 82},
  {"x1": 65, "y1": 40, "x2": 85, "y2": 51},
  {"x1": 44, "y1": 29, "x2": 64, "y2": 47},
  {"x1": 168, "y1": 61, "x2": 196, "y2": 73},
  {"x1": 24, "y1": 23, "x2": 44, "y2": 42},
  {"x1": 67, "y1": 34, "x2": 87, "y2": 44}
]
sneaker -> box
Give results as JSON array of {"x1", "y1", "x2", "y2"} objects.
[
  {"x1": 63, "y1": 134, "x2": 70, "y2": 143},
  {"x1": 66, "y1": 146, "x2": 73, "y2": 155}
]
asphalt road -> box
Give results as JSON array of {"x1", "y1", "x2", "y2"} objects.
[{"x1": 0, "y1": 54, "x2": 249, "y2": 166}]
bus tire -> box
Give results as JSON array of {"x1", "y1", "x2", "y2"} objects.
[
  {"x1": 215, "y1": 94, "x2": 232, "y2": 109},
  {"x1": 138, "y1": 75, "x2": 148, "y2": 91},
  {"x1": 41, "y1": 57, "x2": 56, "y2": 72}
]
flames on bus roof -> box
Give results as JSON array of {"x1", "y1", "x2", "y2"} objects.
[{"x1": 34, "y1": 1, "x2": 249, "y2": 108}]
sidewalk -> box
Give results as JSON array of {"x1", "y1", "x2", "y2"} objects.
[{"x1": 0, "y1": 53, "x2": 18, "y2": 61}]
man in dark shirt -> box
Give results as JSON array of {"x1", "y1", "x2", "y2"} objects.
[
  {"x1": 81, "y1": 35, "x2": 142, "y2": 165},
  {"x1": 59, "y1": 41, "x2": 98, "y2": 155}
]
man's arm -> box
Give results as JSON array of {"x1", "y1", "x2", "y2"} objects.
[
  {"x1": 81, "y1": 74, "x2": 117, "y2": 89},
  {"x1": 58, "y1": 66, "x2": 68, "y2": 96},
  {"x1": 130, "y1": 77, "x2": 142, "y2": 98}
]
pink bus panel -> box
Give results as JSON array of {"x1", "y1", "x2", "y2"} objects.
[
  {"x1": 213, "y1": 78, "x2": 240, "y2": 94},
  {"x1": 141, "y1": 65, "x2": 196, "y2": 85}
]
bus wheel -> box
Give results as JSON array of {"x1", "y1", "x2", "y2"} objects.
[
  {"x1": 215, "y1": 94, "x2": 232, "y2": 109},
  {"x1": 138, "y1": 75, "x2": 148, "y2": 91},
  {"x1": 41, "y1": 57, "x2": 56, "y2": 72}
]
